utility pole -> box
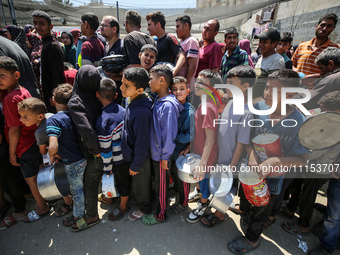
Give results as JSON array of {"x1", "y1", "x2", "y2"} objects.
[
  {"x1": 116, "y1": 1, "x2": 119, "y2": 22},
  {"x1": 7, "y1": 0, "x2": 17, "y2": 25},
  {"x1": 0, "y1": 0, "x2": 6, "y2": 26}
]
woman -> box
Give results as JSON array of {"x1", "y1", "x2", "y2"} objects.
[
  {"x1": 26, "y1": 32, "x2": 43, "y2": 100},
  {"x1": 6, "y1": 25, "x2": 30, "y2": 56},
  {"x1": 239, "y1": 39, "x2": 254, "y2": 68},
  {"x1": 61, "y1": 31, "x2": 77, "y2": 67}
]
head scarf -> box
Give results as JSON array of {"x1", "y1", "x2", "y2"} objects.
[
  {"x1": 24, "y1": 24, "x2": 34, "y2": 34},
  {"x1": 6, "y1": 25, "x2": 30, "y2": 56},
  {"x1": 61, "y1": 31, "x2": 77, "y2": 67},
  {"x1": 26, "y1": 32, "x2": 42, "y2": 62},
  {"x1": 70, "y1": 28, "x2": 81, "y2": 47},
  {"x1": 239, "y1": 39, "x2": 254, "y2": 68}
]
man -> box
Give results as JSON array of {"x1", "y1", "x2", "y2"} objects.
[
  {"x1": 100, "y1": 16, "x2": 124, "y2": 56},
  {"x1": 292, "y1": 13, "x2": 339, "y2": 76},
  {"x1": 146, "y1": 11, "x2": 185, "y2": 76},
  {"x1": 175, "y1": 15, "x2": 199, "y2": 86},
  {"x1": 124, "y1": 10, "x2": 155, "y2": 67},
  {"x1": 194, "y1": 19, "x2": 222, "y2": 77},
  {"x1": 304, "y1": 47, "x2": 340, "y2": 110},
  {"x1": 220, "y1": 27, "x2": 249, "y2": 82},
  {"x1": 32, "y1": 10, "x2": 64, "y2": 112},
  {"x1": 252, "y1": 27, "x2": 285, "y2": 99},
  {"x1": 80, "y1": 12, "x2": 104, "y2": 67}
]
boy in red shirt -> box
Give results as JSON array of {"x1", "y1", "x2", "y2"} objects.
[{"x1": 0, "y1": 56, "x2": 50, "y2": 225}]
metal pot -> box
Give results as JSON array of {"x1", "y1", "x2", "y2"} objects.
[
  {"x1": 37, "y1": 163, "x2": 70, "y2": 201},
  {"x1": 210, "y1": 187, "x2": 237, "y2": 214},
  {"x1": 102, "y1": 173, "x2": 119, "y2": 198},
  {"x1": 175, "y1": 154, "x2": 201, "y2": 183}
]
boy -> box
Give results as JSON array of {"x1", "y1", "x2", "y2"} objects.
[
  {"x1": 200, "y1": 66, "x2": 255, "y2": 227},
  {"x1": 80, "y1": 12, "x2": 104, "y2": 67},
  {"x1": 228, "y1": 70, "x2": 308, "y2": 254},
  {"x1": 185, "y1": 69, "x2": 220, "y2": 223},
  {"x1": 139, "y1": 44, "x2": 158, "y2": 72},
  {"x1": 252, "y1": 27, "x2": 285, "y2": 99},
  {"x1": 119, "y1": 67, "x2": 153, "y2": 221},
  {"x1": 0, "y1": 56, "x2": 50, "y2": 225},
  {"x1": 142, "y1": 65, "x2": 183, "y2": 225},
  {"x1": 95, "y1": 78, "x2": 127, "y2": 220},
  {"x1": 276, "y1": 32, "x2": 293, "y2": 69},
  {"x1": 46, "y1": 83, "x2": 88, "y2": 230},
  {"x1": 168, "y1": 76, "x2": 195, "y2": 215}
]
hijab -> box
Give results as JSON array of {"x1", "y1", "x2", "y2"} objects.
[
  {"x1": 62, "y1": 31, "x2": 77, "y2": 67},
  {"x1": 6, "y1": 25, "x2": 30, "y2": 56},
  {"x1": 26, "y1": 32, "x2": 42, "y2": 63},
  {"x1": 70, "y1": 28, "x2": 81, "y2": 47},
  {"x1": 239, "y1": 39, "x2": 254, "y2": 68}
]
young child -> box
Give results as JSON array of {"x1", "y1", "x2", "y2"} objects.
[
  {"x1": 119, "y1": 67, "x2": 153, "y2": 221},
  {"x1": 168, "y1": 76, "x2": 195, "y2": 215},
  {"x1": 185, "y1": 69, "x2": 220, "y2": 223},
  {"x1": 0, "y1": 56, "x2": 50, "y2": 224},
  {"x1": 276, "y1": 32, "x2": 293, "y2": 69},
  {"x1": 142, "y1": 65, "x2": 183, "y2": 225},
  {"x1": 139, "y1": 44, "x2": 158, "y2": 72},
  {"x1": 18, "y1": 97, "x2": 73, "y2": 217},
  {"x1": 95, "y1": 78, "x2": 127, "y2": 220},
  {"x1": 46, "y1": 83, "x2": 87, "y2": 230},
  {"x1": 200, "y1": 65, "x2": 255, "y2": 227},
  {"x1": 228, "y1": 69, "x2": 308, "y2": 254}
]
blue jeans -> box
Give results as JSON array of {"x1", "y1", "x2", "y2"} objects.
[
  {"x1": 64, "y1": 159, "x2": 87, "y2": 219},
  {"x1": 319, "y1": 178, "x2": 340, "y2": 253}
]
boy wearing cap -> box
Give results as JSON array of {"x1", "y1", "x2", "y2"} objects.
[{"x1": 252, "y1": 27, "x2": 285, "y2": 99}]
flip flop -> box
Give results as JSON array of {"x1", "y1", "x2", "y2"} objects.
[
  {"x1": 127, "y1": 210, "x2": 144, "y2": 222},
  {"x1": 55, "y1": 203, "x2": 73, "y2": 217},
  {"x1": 229, "y1": 203, "x2": 245, "y2": 215},
  {"x1": 228, "y1": 236, "x2": 259, "y2": 255},
  {"x1": 71, "y1": 217, "x2": 100, "y2": 232},
  {"x1": 200, "y1": 213, "x2": 223, "y2": 228},
  {"x1": 281, "y1": 222, "x2": 310, "y2": 236},
  {"x1": 0, "y1": 215, "x2": 17, "y2": 230},
  {"x1": 264, "y1": 217, "x2": 276, "y2": 229},
  {"x1": 63, "y1": 215, "x2": 78, "y2": 227},
  {"x1": 142, "y1": 214, "x2": 168, "y2": 226},
  {"x1": 108, "y1": 207, "x2": 130, "y2": 221},
  {"x1": 24, "y1": 209, "x2": 52, "y2": 223}
]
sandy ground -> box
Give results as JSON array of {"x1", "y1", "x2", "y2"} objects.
[{"x1": 0, "y1": 183, "x2": 335, "y2": 255}]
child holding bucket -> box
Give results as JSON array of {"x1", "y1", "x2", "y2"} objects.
[
  {"x1": 228, "y1": 69, "x2": 308, "y2": 254},
  {"x1": 46, "y1": 84, "x2": 87, "y2": 230},
  {"x1": 200, "y1": 66, "x2": 255, "y2": 227},
  {"x1": 17, "y1": 97, "x2": 73, "y2": 217}
]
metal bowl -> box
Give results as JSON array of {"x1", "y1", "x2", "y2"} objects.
[{"x1": 209, "y1": 164, "x2": 233, "y2": 197}]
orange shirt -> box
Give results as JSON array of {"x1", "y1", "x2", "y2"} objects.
[{"x1": 292, "y1": 37, "x2": 340, "y2": 75}]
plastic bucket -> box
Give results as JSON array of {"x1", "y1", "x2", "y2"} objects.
[
  {"x1": 239, "y1": 171, "x2": 270, "y2": 207},
  {"x1": 37, "y1": 163, "x2": 70, "y2": 201},
  {"x1": 102, "y1": 173, "x2": 119, "y2": 198}
]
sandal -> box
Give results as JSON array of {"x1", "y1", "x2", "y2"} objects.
[
  {"x1": 71, "y1": 217, "x2": 100, "y2": 232},
  {"x1": 228, "y1": 236, "x2": 259, "y2": 255},
  {"x1": 281, "y1": 222, "x2": 310, "y2": 236},
  {"x1": 63, "y1": 215, "x2": 78, "y2": 227},
  {"x1": 98, "y1": 194, "x2": 112, "y2": 205},
  {"x1": 55, "y1": 203, "x2": 73, "y2": 217},
  {"x1": 108, "y1": 207, "x2": 129, "y2": 221},
  {"x1": 128, "y1": 210, "x2": 144, "y2": 222},
  {"x1": 279, "y1": 207, "x2": 294, "y2": 219},
  {"x1": 169, "y1": 204, "x2": 187, "y2": 215},
  {"x1": 200, "y1": 213, "x2": 223, "y2": 228},
  {"x1": 264, "y1": 217, "x2": 276, "y2": 229},
  {"x1": 24, "y1": 209, "x2": 52, "y2": 223},
  {"x1": 229, "y1": 203, "x2": 245, "y2": 215},
  {"x1": 142, "y1": 214, "x2": 167, "y2": 226},
  {"x1": 0, "y1": 215, "x2": 17, "y2": 230}
]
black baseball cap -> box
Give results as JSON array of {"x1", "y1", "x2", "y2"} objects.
[{"x1": 254, "y1": 27, "x2": 280, "y2": 42}]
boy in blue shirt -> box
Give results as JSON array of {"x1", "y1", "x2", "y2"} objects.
[
  {"x1": 120, "y1": 67, "x2": 153, "y2": 221},
  {"x1": 142, "y1": 65, "x2": 183, "y2": 225},
  {"x1": 95, "y1": 78, "x2": 127, "y2": 221},
  {"x1": 168, "y1": 76, "x2": 195, "y2": 215},
  {"x1": 46, "y1": 84, "x2": 88, "y2": 231}
]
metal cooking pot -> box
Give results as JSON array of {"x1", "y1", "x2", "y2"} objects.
[
  {"x1": 37, "y1": 163, "x2": 70, "y2": 201},
  {"x1": 210, "y1": 187, "x2": 236, "y2": 214},
  {"x1": 175, "y1": 154, "x2": 201, "y2": 183}
]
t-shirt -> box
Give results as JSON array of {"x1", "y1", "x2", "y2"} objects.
[
  {"x1": 220, "y1": 46, "x2": 249, "y2": 80},
  {"x1": 156, "y1": 33, "x2": 180, "y2": 65},
  {"x1": 252, "y1": 101, "x2": 308, "y2": 194},
  {"x1": 1, "y1": 88, "x2": 37, "y2": 158},
  {"x1": 35, "y1": 113, "x2": 54, "y2": 146},
  {"x1": 105, "y1": 38, "x2": 125, "y2": 56},
  {"x1": 280, "y1": 52, "x2": 293, "y2": 69},
  {"x1": 217, "y1": 101, "x2": 253, "y2": 167},
  {"x1": 252, "y1": 53, "x2": 285, "y2": 99},
  {"x1": 46, "y1": 111, "x2": 84, "y2": 165},
  {"x1": 195, "y1": 41, "x2": 222, "y2": 77},
  {"x1": 292, "y1": 37, "x2": 340, "y2": 75},
  {"x1": 123, "y1": 31, "x2": 155, "y2": 65},
  {"x1": 177, "y1": 36, "x2": 199, "y2": 78},
  {"x1": 193, "y1": 100, "x2": 218, "y2": 167},
  {"x1": 81, "y1": 36, "x2": 105, "y2": 67}
]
